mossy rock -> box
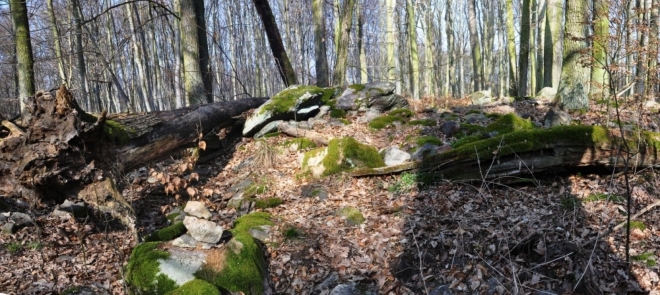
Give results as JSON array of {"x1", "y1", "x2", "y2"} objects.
[
  {"x1": 284, "y1": 138, "x2": 317, "y2": 150},
  {"x1": 330, "y1": 108, "x2": 347, "y2": 118},
  {"x1": 408, "y1": 119, "x2": 437, "y2": 126},
  {"x1": 336, "y1": 207, "x2": 365, "y2": 226},
  {"x1": 415, "y1": 136, "x2": 442, "y2": 146},
  {"x1": 302, "y1": 137, "x2": 386, "y2": 177},
  {"x1": 253, "y1": 197, "x2": 283, "y2": 209},
  {"x1": 369, "y1": 114, "x2": 408, "y2": 129},
  {"x1": 485, "y1": 113, "x2": 536, "y2": 134},
  {"x1": 126, "y1": 242, "x2": 179, "y2": 295},
  {"x1": 196, "y1": 212, "x2": 273, "y2": 294},
  {"x1": 165, "y1": 279, "x2": 221, "y2": 295},
  {"x1": 260, "y1": 85, "x2": 325, "y2": 114},
  {"x1": 348, "y1": 84, "x2": 366, "y2": 91},
  {"x1": 389, "y1": 108, "x2": 413, "y2": 117},
  {"x1": 145, "y1": 222, "x2": 187, "y2": 242}
]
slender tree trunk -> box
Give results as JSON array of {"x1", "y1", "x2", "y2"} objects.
[
  {"x1": 332, "y1": 0, "x2": 356, "y2": 86},
  {"x1": 530, "y1": 0, "x2": 537, "y2": 94},
  {"x1": 505, "y1": 0, "x2": 518, "y2": 96},
  {"x1": 518, "y1": 0, "x2": 531, "y2": 97},
  {"x1": 424, "y1": 1, "x2": 436, "y2": 97},
  {"x1": 557, "y1": 0, "x2": 590, "y2": 110},
  {"x1": 543, "y1": 0, "x2": 563, "y2": 89},
  {"x1": 386, "y1": 0, "x2": 397, "y2": 83},
  {"x1": 358, "y1": 2, "x2": 369, "y2": 83},
  {"x1": 253, "y1": 0, "x2": 298, "y2": 87},
  {"x1": 446, "y1": 0, "x2": 456, "y2": 97},
  {"x1": 10, "y1": 0, "x2": 35, "y2": 121},
  {"x1": 126, "y1": 3, "x2": 153, "y2": 111},
  {"x1": 71, "y1": 0, "x2": 90, "y2": 110},
  {"x1": 180, "y1": 0, "x2": 213, "y2": 105},
  {"x1": 649, "y1": 0, "x2": 659, "y2": 97},
  {"x1": 467, "y1": 0, "x2": 483, "y2": 91},
  {"x1": 591, "y1": 0, "x2": 609, "y2": 100},
  {"x1": 47, "y1": 0, "x2": 67, "y2": 85},
  {"x1": 312, "y1": 0, "x2": 330, "y2": 87},
  {"x1": 406, "y1": 0, "x2": 420, "y2": 99}
]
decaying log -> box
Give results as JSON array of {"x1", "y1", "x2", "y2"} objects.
[
  {"x1": 278, "y1": 122, "x2": 330, "y2": 145},
  {"x1": 0, "y1": 85, "x2": 266, "y2": 232},
  {"x1": 353, "y1": 125, "x2": 660, "y2": 180}
]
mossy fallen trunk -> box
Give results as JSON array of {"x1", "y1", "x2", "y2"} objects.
[
  {"x1": 353, "y1": 125, "x2": 660, "y2": 180},
  {"x1": 0, "y1": 86, "x2": 266, "y2": 232}
]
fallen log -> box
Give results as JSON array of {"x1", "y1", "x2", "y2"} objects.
[
  {"x1": 278, "y1": 122, "x2": 330, "y2": 145},
  {"x1": 0, "y1": 86, "x2": 266, "y2": 231},
  {"x1": 353, "y1": 125, "x2": 660, "y2": 180}
]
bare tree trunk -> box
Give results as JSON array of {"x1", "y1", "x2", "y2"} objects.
[
  {"x1": 386, "y1": 0, "x2": 397, "y2": 83},
  {"x1": 180, "y1": 0, "x2": 213, "y2": 105},
  {"x1": 543, "y1": 0, "x2": 563, "y2": 89},
  {"x1": 557, "y1": 0, "x2": 590, "y2": 110},
  {"x1": 358, "y1": 2, "x2": 369, "y2": 84},
  {"x1": 71, "y1": 0, "x2": 90, "y2": 110},
  {"x1": 253, "y1": 0, "x2": 298, "y2": 87},
  {"x1": 46, "y1": 0, "x2": 67, "y2": 85},
  {"x1": 313, "y1": 0, "x2": 330, "y2": 87},
  {"x1": 332, "y1": 0, "x2": 356, "y2": 86},
  {"x1": 518, "y1": 0, "x2": 531, "y2": 97},
  {"x1": 10, "y1": 0, "x2": 35, "y2": 122},
  {"x1": 467, "y1": 0, "x2": 483, "y2": 91},
  {"x1": 406, "y1": 0, "x2": 420, "y2": 99},
  {"x1": 505, "y1": 0, "x2": 518, "y2": 96}
]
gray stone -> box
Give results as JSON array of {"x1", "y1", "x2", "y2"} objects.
[
  {"x1": 463, "y1": 113, "x2": 487, "y2": 123},
  {"x1": 183, "y1": 216, "x2": 224, "y2": 244},
  {"x1": 229, "y1": 179, "x2": 254, "y2": 194},
  {"x1": 52, "y1": 200, "x2": 87, "y2": 218},
  {"x1": 381, "y1": 146, "x2": 411, "y2": 166},
  {"x1": 314, "y1": 272, "x2": 339, "y2": 292},
  {"x1": 429, "y1": 285, "x2": 453, "y2": 295},
  {"x1": 0, "y1": 214, "x2": 6, "y2": 223},
  {"x1": 243, "y1": 85, "x2": 324, "y2": 136},
  {"x1": 336, "y1": 88, "x2": 362, "y2": 110},
  {"x1": 536, "y1": 87, "x2": 557, "y2": 99},
  {"x1": 248, "y1": 225, "x2": 272, "y2": 242},
  {"x1": 287, "y1": 120, "x2": 313, "y2": 130},
  {"x1": 368, "y1": 94, "x2": 409, "y2": 112},
  {"x1": 184, "y1": 201, "x2": 212, "y2": 220},
  {"x1": 330, "y1": 283, "x2": 358, "y2": 295},
  {"x1": 499, "y1": 96, "x2": 513, "y2": 105},
  {"x1": 412, "y1": 144, "x2": 439, "y2": 161},
  {"x1": 469, "y1": 90, "x2": 493, "y2": 105},
  {"x1": 156, "y1": 247, "x2": 206, "y2": 287},
  {"x1": 357, "y1": 109, "x2": 382, "y2": 123},
  {"x1": 315, "y1": 105, "x2": 331, "y2": 118},
  {"x1": 2, "y1": 222, "x2": 16, "y2": 235},
  {"x1": 336, "y1": 82, "x2": 397, "y2": 111},
  {"x1": 440, "y1": 121, "x2": 460, "y2": 137},
  {"x1": 328, "y1": 118, "x2": 348, "y2": 127},
  {"x1": 543, "y1": 109, "x2": 571, "y2": 128},
  {"x1": 9, "y1": 212, "x2": 33, "y2": 227},
  {"x1": 253, "y1": 120, "x2": 284, "y2": 139},
  {"x1": 171, "y1": 234, "x2": 198, "y2": 248}
]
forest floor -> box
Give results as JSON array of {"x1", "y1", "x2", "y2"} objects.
[{"x1": 1, "y1": 95, "x2": 659, "y2": 294}]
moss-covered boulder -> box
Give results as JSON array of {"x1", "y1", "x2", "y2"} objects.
[
  {"x1": 301, "y1": 137, "x2": 386, "y2": 177},
  {"x1": 243, "y1": 85, "x2": 328, "y2": 137},
  {"x1": 126, "y1": 213, "x2": 274, "y2": 295},
  {"x1": 336, "y1": 82, "x2": 407, "y2": 112}
]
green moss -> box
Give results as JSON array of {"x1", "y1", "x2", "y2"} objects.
[
  {"x1": 166, "y1": 212, "x2": 180, "y2": 222},
  {"x1": 254, "y1": 197, "x2": 283, "y2": 209},
  {"x1": 302, "y1": 147, "x2": 325, "y2": 168},
  {"x1": 451, "y1": 135, "x2": 482, "y2": 148},
  {"x1": 324, "y1": 99, "x2": 337, "y2": 108},
  {"x1": 321, "y1": 88, "x2": 337, "y2": 104},
  {"x1": 103, "y1": 120, "x2": 137, "y2": 143},
  {"x1": 60, "y1": 287, "x2": 80, "y2": 295},
  {"x1": 243, "y1": 184, "x2": 267, "y2": 198},
  {"x1": 165, "y1": 279, "x2": 221, "y2": 295},
  {"x1": 466, "y1": 109, "x2": 482, "y2": 115},
  {"x1": 263, "y1": 132, "x2": 280, "y2": 138},
  {"x1": 336, "y1": 207, "x2": 366, "y2": 226},
  {"x1": 145, "y1": 222, "x2": 187, "y2": 242},
  {"x1": 415, "y1": 136, "x2": 442, "y2": 146},
  {"x1": 126, "y1": 242, "x2": 178, "y2": 295},
  {"x1": 330, "y1": 108, "x2": 347, "y2": 118},
  {"x1": 261, "y1": 86, "x2": 324, "y2": 114},
  {"x1": 629, "y1": 221, "x2": 646, "y2": 231},
  {"x1": 348, "y1": 84, "x2": 366, "y2": 91},
  {"x1": 198, "y1": 213, "x2": 273, "y2": 294},
  {"x1": 485, "y1": 113, "x2": 537, "y2": 134},
  {"x1": 389, "y1": 108, "x2": 413, "y2": 118},
  {"x1": 455, "y1": 124, "x2": 486, "y2": 139},
  {"x1": 339, "y1": 118, "x2": 350, "y2": 125},
  {"x1": 486, "y1": 113, "x2": 503, "y2": 119},
  {"x1": 583, "y1": 193, "x2": 624, "y2": 203},
  {"x1": 283, "y1": 226, "x2": 300, "y2": 239},
  {"x1": 284, "y1": 138, "x2": 317, "y2": 150},
  {"x1": 632, "y1": 253, "x2": 657, "y2": 267},
  {"x1": 408, "y1": 119, "x2": 437, "y2": 126},
  {"x1": 7, "y1": 242, "x2": 22, "y2": 254},
  {"x1": 322, "y1": 137, "x2": 385, "y2": 176},
  {"x1": 368, "y1": 115, "x2": 407, "y2": 129}
]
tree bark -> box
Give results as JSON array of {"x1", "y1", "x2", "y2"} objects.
[
  {"x1": 180, "y1": 0, "x2": 213, "y2": 105},
  {"x1": 46, "y1": 0, "x2": 67, "y2": 85},
  {"x1": 505, "y1": 0, "x2": 518, "y2": 96},
  {"x1": 518, "y1": 0, "x2": 531, "y2": 97},
  {"x1": 0, "y1": 86, "x2": 266, "y2": 231},
  {"x1": 312, "y1": 0, "x2": 330, "y2": 87},
  {"x1": 332, "y1": 0, "x2": 356, "y2": 86},
  {"x1": 10, "y1": 0, "x2": 35, "y2": 122},
  {"x1": 467, "y1": 0, "x2": 483, "y2": 91},
  {"x1": 557, "y1": 0, "x2": 590, "y2": 110},
  {"x1": 252, "y1": 0, "x2": 298, "y2": 87},
  {"x1": 591, "y1": 0, "x2": 609, "y2": 101},
  {"x1": 406, "y1": 0, "x2": 420, "y2": 99}
]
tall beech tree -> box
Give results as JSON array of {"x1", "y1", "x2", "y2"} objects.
[
  {"x1": 10, "y1": 0, "x2": 35, "y2": 121},
  {"x1": 180, "y1": 0, "x2": 213, "y2": 105},
  {"x1": 557, "y1": 0, "x2": 590, "y2": 110},
  {"x1": 332, "y1": 0, "x2": 356, "y2": 86}
]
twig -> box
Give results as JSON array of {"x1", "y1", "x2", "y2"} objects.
[
  {"x1": 408, "y1": 219, "x2": 429, "y2": 295},
  {"x1": 581, "y1": 199, "x2": 660, "y2": 248}
]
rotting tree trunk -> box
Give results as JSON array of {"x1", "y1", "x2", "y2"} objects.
[
  {"x1": 352, "y1": 126, "x2": 660, "y2": 181},
  {"x1": 0, "y1": 86, "x2": 267, "y2": 232}
]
